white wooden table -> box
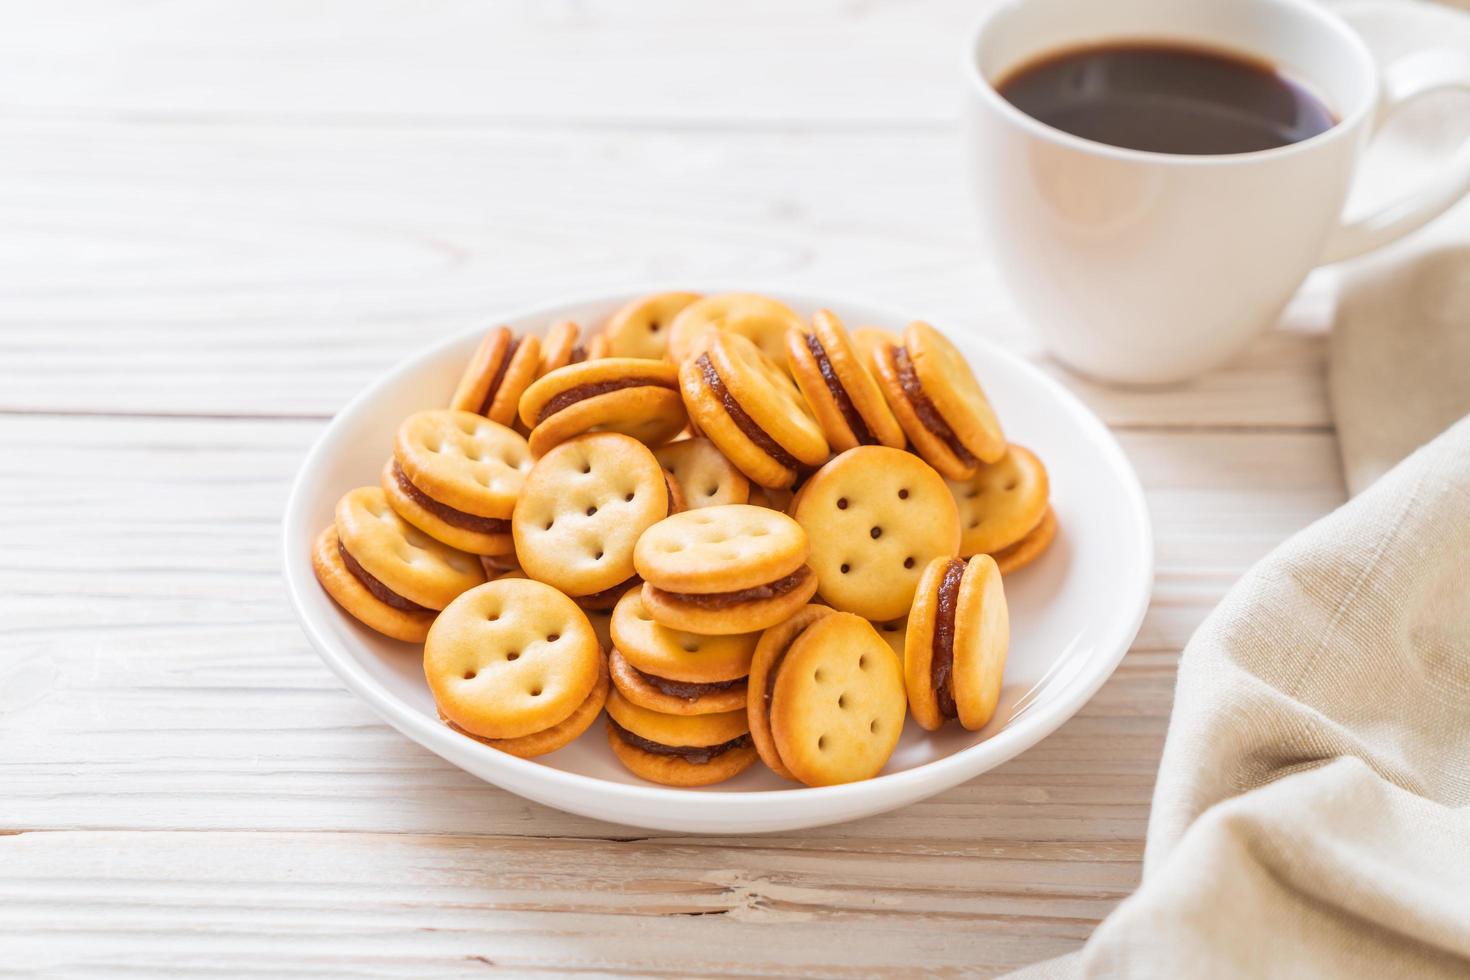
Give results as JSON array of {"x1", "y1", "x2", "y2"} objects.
[{"x1": 8, "y1": 0, "x2": 1458, "y2": 974}]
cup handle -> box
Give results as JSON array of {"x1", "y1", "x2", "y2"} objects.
[{"x1": 1322, "y1": 48, "x2": 1470, "y2": 263}]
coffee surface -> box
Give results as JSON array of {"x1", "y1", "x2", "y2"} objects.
[{"x1": 996, "y1": 42, "x2": 1335, "y2": 155}]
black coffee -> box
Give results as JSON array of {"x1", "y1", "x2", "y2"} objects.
[{"x1": 996, "y1": 42, "x2": 1336, "y2": 155}]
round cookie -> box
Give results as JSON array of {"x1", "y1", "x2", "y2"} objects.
[
  {"x1": 604, "y1": 689, "x2": 756, "y2": 786},
  {"x1": 666, "y1": 292, "x2": 803, "y2": 367},
  {"x1": 335, "y1": 486, "x2": 485, "y2": 611},
  {"x1": 767, "y1": 612, "x2": 907, "y2": 787},
  {"x1": 991, "y1": 506, "x2": 1057, "y2": 575},
  {"x1": 949, "y1": 445, "x2": 1050, "y2": 556},
  {"x1": 634, "y1": 505, "x2": 818, "y2": 634},
  {"x1": 792, "y1": 446, "x2": 960, "y2": 622},
  {"x1": 312, "y1": 525, "x2": 437, "y2": 642},
  {"x1": 537, "y1": 320, "x2": 588, "y2": 377},
  {"x1": 425, "y1": 578, "x2": 601, "y2": 741},
  {"x1": 654, "y1": 437, "x2": 750, "y2": 509},
  {"x1": 518, "y1": 358, "x2": 688, "y2": 457},
  {"x1": 747, "y1": 603, "x2": 834, "y2": 779},
  {"x1": 608, "y1": 649, "x2": 748, "y2": 715},
  {"x1": 680, "y1": 330, "x2": 829, "y2": 489},
  {"x1": 786, "y1": 310, "x2": 905, "y2": 452},
  {"x1": 905, "y1": 555, "x2": 1009, "y2": 732},
  {"x1": 449, "y1": 326, "x2": 543, "y2": 428},
  {"x1": 512, "y1": 432, "x2": 673, "y2": 598},
  {"x1": 386, "y1": 410, "x2": 532, "y2": 555},
  {"x1": 610, "y1": 587, "x2": 757, "y2": 683},
  {"x1": 442, "y1": 650, "x2": 609, "y2": 758},
  {"x1": 602, "y1": 291, "x2": 702, "y2": 360}
]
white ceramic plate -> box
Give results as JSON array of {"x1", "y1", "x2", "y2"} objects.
[{"x1": 283, "y1": 288, "x2": 1152, "y2": 833}]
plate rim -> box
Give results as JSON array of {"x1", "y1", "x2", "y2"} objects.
[{"x1": 282, "y1": 285, "x2": 1154, "y2": 827}]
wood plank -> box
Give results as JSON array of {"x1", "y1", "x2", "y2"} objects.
[
  {"x1": 0, "y1": 415, "x2": 1344, "y2": 839},
  {"x1": 0, "y1": 120, "x2": 1332, "y2": 427}
]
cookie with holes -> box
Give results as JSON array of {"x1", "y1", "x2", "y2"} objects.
[
  {"x1": 991, "y1": 506, "x2": 1056, "y2": 575},
  {"x1": 604, "y1": 688, "x2": 757, "y2": 786},
  {"x1": 948, "y1": 444, "x2": 1050, "y2": 557},
  {"x1": 512, "y1": 432, "x2": 674, "y2": 599},
  {"x1": 426, "y1": 578, "x2": 604, "y2": 747},
  {"x1": 608, "y1": 586, "x2": 756, "y2": 715},
  {"x1": 634, "y1": 504, "x2": 818, "y2": 634},
  {"x1": 759, "y1": 610, "x2": 907, "y2": 786},
  {"x1": 383, "y1": 410, "x2": 532, "y2": 555},
  {"x1": 449, "y1": 326, "x2": 543, "y2": 429},
  {"x1": 792, "y1": 446, "x2": 960, "y2": 622},
  {"x1": 786, "y1": 310, "x2": 905, "y2": 452},
  {"x1": 441, "y1": 647, "x2": 610, "y2": 759},
  {"x1": 666, "y1": 292, "x2": 804, "y2": 367},
  {"x1": 746, "y1": 603, "x2": 834, "y2": 778},
  {"x1": 906, "y1": 554, "x2": 1009, "y2": 731},
  {"x1": 517, "y1": 357, "x2": 687, "y2": 457},
  {"x1": 679, "y1": 330, "x2": 829, "y2": 489},
  {"x1": 654, "y1": 437, "x2": 750, "y2": 510},
  {"x1": 313, "y1": 486, "x2": 485, "y2": 643},
  {"x1": 870, "y1": 321, "x2": 1007, "y2": 478},
  {"x1": 601, "y1": 290, "x2": 702, "y2": 361}
]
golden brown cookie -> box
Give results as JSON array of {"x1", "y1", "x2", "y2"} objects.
[
  {"x1": 905, "y1": 555, "x2": 1009, "y2": 732},
  {"x1": 747, "y1": 603, "x2": 834, "y2": 779},
  {"x1": 608, "y1": 585, "x2": 756, "y2": 715},
  {"x1": 449, "y1": 326, "x2": 543, "y2": 428},
  {"x1": 602, "y1": 291, "x2": 702, "y2": 360},
  {"x1": 334, "y1": 486, "x2": 485, "y2": 611},
  {"x1": 441, "y1": 650, "x2": 609, "y2": 758},
  {"x1": 653, "y1": 437, "x2": 750, "y2": 510},
  {"x1": 786, "y1": 310, "x2": 905, "y2": 452},
  {"x1": 871, "y1": 615, "x2": 908, "y2": 661},
  {"x1": 949, "y1": 445, "x2": 1050, "y2": 556},
  {"x1": 990, "y1": 506, "x2": 1056, "y2": 575},
  {"x1": 384, "y1": 410, "x2": 533, "y2": 555},
  {"x1": 634, "y1": 504, "x2": 818, "y2": 634},
  {"x1": 608, "y1": 648, "x2": 748, "y2": 715},
  {"x1": 512, "y1": 432, "x2": 673, "y2": 598},
  {"x1": 851, "y1": 327, "x2": 900, "y2": 368},
  {"x1": 311, "y1": 525, "x2": 438, "y2": 643},
  {"x1": 666, "y1": 292, "x2": 803, "y2": 367},
  {"x1": 537, "y1": 320, "x2": 589, "y2": 378},
  {"x1": 604, "y1": 688, "x2": 756, "y2": 786},
  {"x1": 518, "y1": 357, "x2": 687, "y2": 457},
  {"x1": 792, "y1": 446, "x2": 960, "y2": 622},
  {"x1": 679, "y1": 330, "x2": 829, "y2": 489},
  {"x1": 425, "y1": 578, "x2": 602, "y2": 741},
  {"x1": 871, "y1": 322, "x2": 1006, "y2": 478},
  {"x1": 765, "y1": 611, "x2": 906, "y2": 786}
]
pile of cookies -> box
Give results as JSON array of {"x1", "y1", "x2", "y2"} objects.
[{"x1": 312, "y1": 292, "x2": 1055, "y2": 788}]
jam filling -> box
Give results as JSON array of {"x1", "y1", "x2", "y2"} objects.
[
  {"x1": 932, "y1": 558, "x2": 965, "y2": 719},
  {"x1": 608, "y1": 718, "x2": 752, "y2": 764},
  {"x1": 631, "y1": 663, "x2": 744, "y2": 701},
  {"x1": 696, "y1": 354, "x2": 800, "y2": 471},
  {"x1": 805, "y1": 333, "x2": 873, "y2": 445},
  {"x1": 392, "y1": 460, "x2": 511, "y2": 534},
  {"x1": 653, "y1": 566, "x2": 811, "y2": 609},
  {"x1": 338, "y1": 540, "x2": 433, "y2": 614},
  {"x1": 892, "y1": 346, "x2": 977, "y2": 467},
  {"x1": 477, "y1": 336, "x2": 521, "y2": 415},
  {"x1": 536, "y1": 377, "x2": 675, "y2": 424}
]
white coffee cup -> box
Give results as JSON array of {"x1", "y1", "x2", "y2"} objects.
[{"x1": 964, "y1": 0, "x2": 1470, "y2": 384}]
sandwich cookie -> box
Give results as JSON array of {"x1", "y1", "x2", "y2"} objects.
[
  {"x1": 792, "y1": 446, "x2": 960, "y2": 621},
  {"x1": 384, "y1": 409, "x2": 532, "y2": 555},
  {"x1": 666, "y1": 292, "x2": 804, "y2": 367},
  {"x1": 990, "y1": 506, "x2": 1056, "y2": 576},
  {"x1": 312, "y1": 486, "x2": 485, "y2": 642},
  {"x1": 609, "y1": 586, "x2": 756, "y2": 715},
  {"x1": 536, "y1": 320, "x2": 589, "y2": 378},
  {"x1": 750, "y1": 609, "x2": 906, "y2": 786},
  {"x1": 601, "y1": 290, "x2": 702, "y2": 360},
  {"x1": 905, "y1": 554, "x2": 1009, "y2": 731},
  {"x1": 653, "y1": 437, "x2": 750, "y2": 510},
  {"x1": 604, "y1": 688, "x2": 757, "y2": 786},
  {"x1": 948, "y1": 444, "x2": 1050, "y2": 557},
  {"x1": 511, "y1": 432, "x2": 673, "y2": 599},
  {"x1": 634, "y1": 504, "x2": 818, "y2": 634},
  {"x1": 871, "y1": 321, "x2": 1007, "y2": 478},
  {"x1": 679, "y1": 330, "x2": 829, "y2": 489},
  {"x1": 786, "y1": 310, "x2": 905, "y2": 452},
  {"x1": 517, "y1": 357, "x2": 687, "y2": 457},
  {"x1": 426, "y1": 578, "x2": 605, "y2": 753},
  {"x1": 449, "y1": 326, "x2": 542, "y2": 429}
]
